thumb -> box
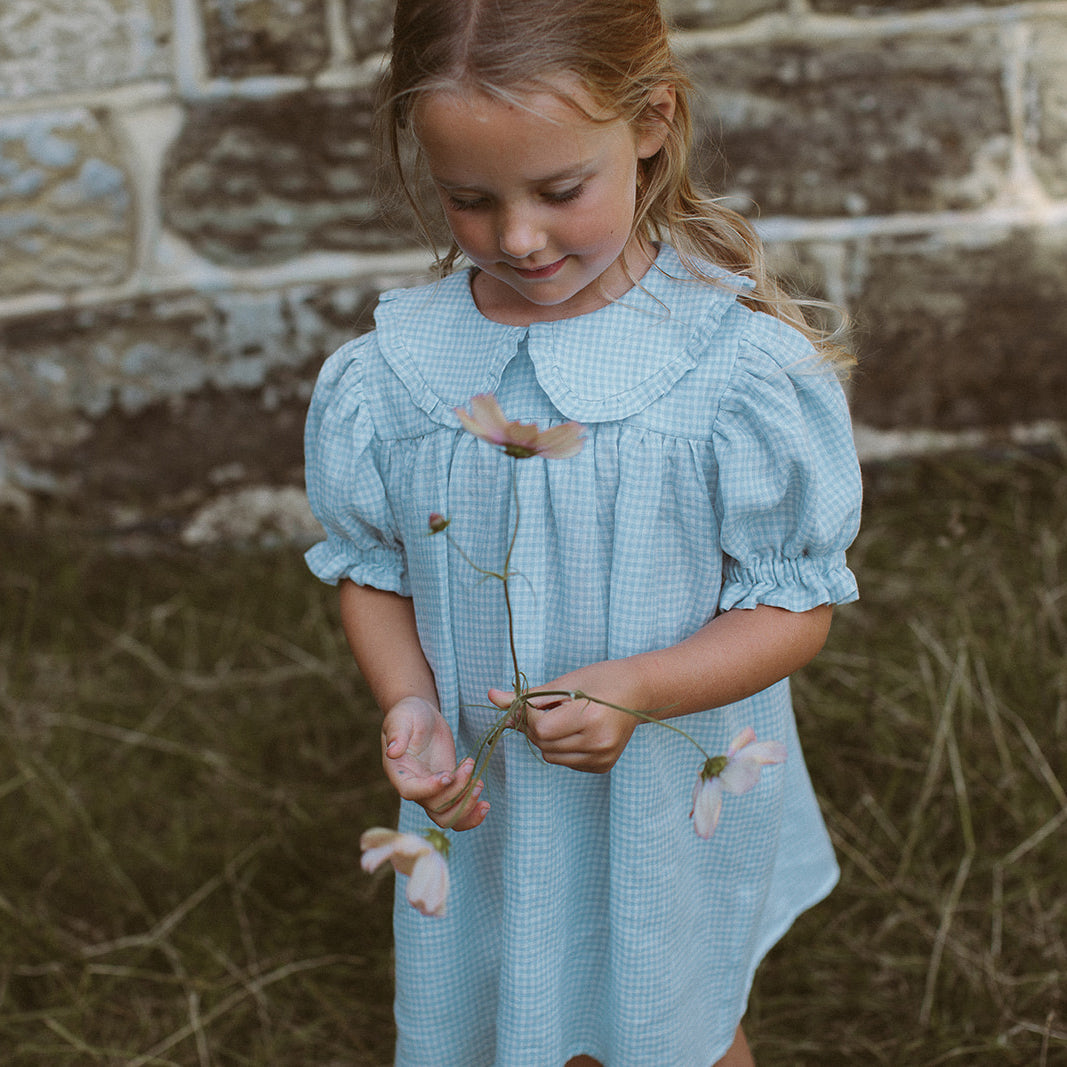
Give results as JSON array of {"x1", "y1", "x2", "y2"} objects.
[
  {"x1": 382, "y1": 713, "x2": 415, "y2": 760},
  {"x1": 487, "y1": 687, "x2": 515, "y2": 710}
]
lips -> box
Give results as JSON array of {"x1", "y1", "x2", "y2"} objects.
[{"x1": 511, "y1": 257, "x2": 567, "y2": 280}]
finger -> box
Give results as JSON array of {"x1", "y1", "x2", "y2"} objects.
[
  {"x1": 382, "y1": 716, "x2": 415, "y2": 760},
  {"x1": 420, "y1": 757, "x2": 478, "y2": 808},
  {"x1": 487, "y1": 687, "x2": 514, "y2": 709},
  {"x1": 526, "y1": 699, "x2": 586, "y2": 743},
  {"x1": 540, "y1": 749, "x2": 613, "y2": 774},
  {"x1": 448, "y1": 799, "x2": 491, "y2": 832},
  {"x1": 435, "y1": 781, "x2": 485, "y2": 824},
  {"x1": 390, "y1": 767, "x2": 457, "y2": 801},
  {"x1": 428, "y1": 773, "x2": 486, "y2": 826},
  {"x1": 387, "y1": 750, "x2": 469, "y2": 796},
  {"x1": 531, "y1": 734, "x2": 585, "y2": 757}
]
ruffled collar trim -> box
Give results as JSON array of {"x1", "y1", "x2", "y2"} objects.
[{"x1": 373, "y1": 245, "x2": 753, "y2": 423}]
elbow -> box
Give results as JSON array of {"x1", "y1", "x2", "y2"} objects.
[{"x1": 802, "y1": 603, "x2": 834, "y2": 665}]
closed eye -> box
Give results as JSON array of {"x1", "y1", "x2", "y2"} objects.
[
  {"x1": 447, "y1": 195, "x2": 487, "y2": 212},
  {"x1": 445, "y1": 184, "x2": 585, "y2": 212},
  {"x1": 544, "y1": 184, "x2": 584, "y2": 205}
]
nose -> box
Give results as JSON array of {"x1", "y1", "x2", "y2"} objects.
[{"x1": 498, "y1": 205, "x2": 546, "y2": 261}]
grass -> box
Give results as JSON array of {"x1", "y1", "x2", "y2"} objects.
[{"x1": 1, "y1": 448, "x2": 1065, "y2": 1065}]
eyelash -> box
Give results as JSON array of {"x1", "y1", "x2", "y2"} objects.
[
  {"x1": 447, "y1": 184, "x2": 586, "y2": 212},
  {"x1": 546, "y1": 184, "x2": 585, "y2": 205}
]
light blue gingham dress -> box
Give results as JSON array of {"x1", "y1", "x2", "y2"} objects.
[{"x1": 305, "y1": 246, "x2": 861, "y2": 1066}]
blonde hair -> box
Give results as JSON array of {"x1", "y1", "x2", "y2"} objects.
[{"x1": 383, "y1": 0, "x2": 853, "y2": 368}]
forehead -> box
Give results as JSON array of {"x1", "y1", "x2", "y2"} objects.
[{"x1": 413, "y1": 87, "x2": 629, "y2": 176}]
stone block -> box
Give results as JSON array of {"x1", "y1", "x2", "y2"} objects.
[
  {"x1": 0, "y1": 110, "x2": 135, "y2": 297},
  {"x1": 345, "y1": 0, "x2": 394, "y2": 58},
  {"x1": 764, "y1": 240, "x2": 856, "y2": 344},
  {"x1": 663, "y1": 0, "x2": 784, "y2": 28},
  {"x1": 181, "y1": 485, "x2": 322, "y2": 547},
  {"x1": 810, "y1": 1, "x2": 1014, "y2": 11},
  {"x1": 685, "y1": 31, "x2": 1010, "y2": 216},
  {"x1": 1031, "y1": 20, "x2": 1067, "y2": 199},
  {"x1": 0, "y1": 0, "x2": 170, "y2": 99},
  {"x1": 202, "y1": 0, "x2": 330, "y2": 78},
  {"x1": 849, "y1": 228, "x2": 1067, "y2": 430},
  {"x1": 162, "y1": 92, "x2": 420, "y2": 266},
  {"x1": 0, "y1": 283, "x2": 379, "y2": 505}
]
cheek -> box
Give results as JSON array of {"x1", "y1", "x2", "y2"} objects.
[
  {"x1": 571, "y1": 193, "x2": 636, "y2": 248},
  {"x1": 443, "y1": 211, "x2": 490, "y2": 256}
]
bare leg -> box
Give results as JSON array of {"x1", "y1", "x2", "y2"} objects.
[{"x1": 713, "y1": 1026, "x2": 754, "y2": 1067}]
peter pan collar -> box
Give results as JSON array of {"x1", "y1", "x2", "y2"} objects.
[{"x1": 373, "y1": 245, "x2": 754, "y2": 424}]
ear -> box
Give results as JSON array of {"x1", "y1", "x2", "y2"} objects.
[{"x1": 635, "y1": 84, "x2": 677, "y2": 159}]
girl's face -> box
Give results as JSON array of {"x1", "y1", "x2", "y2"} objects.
[{"x1": 415, "y1": 82, "x2": 674, "y2": 325}]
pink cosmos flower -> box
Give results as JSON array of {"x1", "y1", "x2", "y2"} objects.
[
  {"x1": 690, "y1": 728, "x2": 787, "y2": 840},
  {"x1": 360, "y1": 827, "x2": 450, "y2": 917},
  {"x1": 455, "y1": 394, "x2": 585, "y2": 459}
]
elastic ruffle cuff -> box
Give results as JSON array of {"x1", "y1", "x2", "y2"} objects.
[
  {"x1": 718, "y1": 553, "x2": 858, "y2": 613},
  {"x1": 304, "y1": 539, "x2": 410, "y2": 595}
]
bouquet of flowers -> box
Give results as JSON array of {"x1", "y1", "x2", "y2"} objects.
[{"x1": 361, "y1": 395, "x2": 785, "y2": 916}]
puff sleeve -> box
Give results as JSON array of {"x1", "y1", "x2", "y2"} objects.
[
  {"x1": 712, "y1": 332, "x2": 861, "y2": 613},
  {"x1": 303, "y1": 337, "x2": 410, "y2": 594}
]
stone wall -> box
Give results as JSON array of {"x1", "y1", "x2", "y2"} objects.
[{"x1": 1, "y1": 0, "x2": 1065, "y2": 539}]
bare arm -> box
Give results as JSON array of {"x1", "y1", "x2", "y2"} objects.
[
  {"x1": 339, "y1": 580, "x2": 489, "y2": 829},
  {"x1": 338, "y1": 580, "x2": 438, "y2": 711},
  {"x1": 633, "y1": 602, "x2": 833, "y2": 720},
  {"x1": 492, "y1": 603, "x2": 832, "y2": 773}
]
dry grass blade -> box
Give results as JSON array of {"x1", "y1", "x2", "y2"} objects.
[
  {"x1": 1000, "y1": 807, "x2": 1067, "y2": 869},
  {"x1": 999, "y1": 705, "x2": 1067, "y2": 813},
  {"x1": 79, "y1": 837, "x2": 270, "y2": 960},
  {"x1": 112, "y1": 630, "x2": 338, "y2": 693},
  {"x1": 125, "y1": 956, "x2": 365, "y2": 1066},
  {"x1": 2, "y1": 450, "x2": 1065, "y2": 1064},
  {"x1": 919, "y1": 715, "x2": 975, "y2": 1026}
]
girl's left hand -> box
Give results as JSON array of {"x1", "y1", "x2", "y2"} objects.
[{"x1": 488, "y1": 659, "x2": 644, "y2": 774}]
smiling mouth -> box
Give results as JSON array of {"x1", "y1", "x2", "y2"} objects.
[{"x1": 511, "y1": 257, "x2": 566, "y2": 280}]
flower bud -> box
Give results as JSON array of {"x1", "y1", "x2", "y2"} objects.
[{"x1": 428, "y1": 512, "x2": 451, "y2": 534}]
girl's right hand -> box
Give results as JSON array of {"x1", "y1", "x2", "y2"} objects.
[{"x1": 381, "y1": 696, "x2": 490, "y2": 831}]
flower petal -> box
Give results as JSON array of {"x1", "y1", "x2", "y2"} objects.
[
  {"x1": 360, "y1": 843, "x2": 393, "y2": 874},
  {"x1": 455, "y1": 394, "x2": 585, "y2": 460},
  {"x1": 359, "y1": 827, "x2": 401, "y2": 873},
  {"x1": 690, "y1": 775, "x2": 723, "y2": 839},
  {"x1": 726, "y1": 726, "x2": 757, "y2": 757},
  {"x1": 359, "y1": 827, "x2": 398, "y2": 850},
  {"x1": 719, "y1": 741, "x2": 787, "y2": 795},
  {"x1": 455, "y1": 393, "x2": 513, "y2": 446},
  {"x1": 407, "y1": 850, "x2": 450, "y2": 917},
  {"x1": 470, "y1": 393, "x2": 510, "y2": 437},
  {"x1": 745, "y1": 740, "x2": 788, "y2": 766},
  {"x1": 535, "y1": 421, "x2": 586, "y2": 459},
  {"x1": 359, "y1": 828, "x2": 431, "y2": 877},
  {"x1": 718, "y1": 758, "x2": 763, "y2": 795}
]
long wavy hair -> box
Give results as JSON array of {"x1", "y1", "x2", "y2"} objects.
[{"x1": 382, "y1": 0, "x2": 852, "y2": 367}]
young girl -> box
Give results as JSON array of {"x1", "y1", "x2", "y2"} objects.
[{"x1": 305, "y1": 1, "x2": 862, "y2": 1063}]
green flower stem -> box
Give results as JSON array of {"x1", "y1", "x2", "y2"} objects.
[
  {"x1": 501, "y1": 468, "x2": 523, "y2": 698},
  {"x1": 522, "y1": 689, "x2": 712, "y2": 762},
  {"x1": 435, "y1": 701, "x2": 516, "y2": 828},
  {"x1": 443, "y1": 465, "x2": 524, "y2": 697},
  {"x1": 443, "y1": 535, "x2": 505, "y2": 583},
  {"x1": 436, "y1": 455, "x2": 713, "y2": 830},
  {"x1": 439, "y1": 683, "x2": 710, "y2": 828}
]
